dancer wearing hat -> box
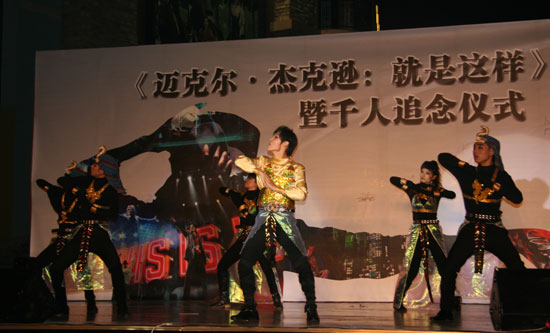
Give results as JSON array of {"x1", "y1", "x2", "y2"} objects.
[
  {"x1": 35, "y1": 163, "x2": 101, "y2": 316},
  {"x1": 46, "y1": 146, "x2": 128, "y2": 320},
  {"x1": 431, "y1": 127, "x2": 525, "y2": 321}
]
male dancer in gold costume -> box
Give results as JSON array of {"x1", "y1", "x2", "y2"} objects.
[{"x1": 231, "y1": 126, "x2": 319, "y2": 323}]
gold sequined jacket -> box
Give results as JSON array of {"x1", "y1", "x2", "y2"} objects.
[{"x1": 234, "y1": 155, "x2": 307, "y2": 211}]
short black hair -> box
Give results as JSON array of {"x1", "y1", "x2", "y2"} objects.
[{"x1": 274, "y1": 126, "x2": 298, "y2": 156}]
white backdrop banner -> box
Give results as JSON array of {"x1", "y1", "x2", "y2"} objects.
[{"x1": 32, "y1": 19, "x2": 550, "y2": 303}]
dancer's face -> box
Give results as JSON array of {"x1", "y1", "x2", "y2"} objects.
[
  {"x1": 420, "y1": 168, "x2": 436, "y2": 184},
  {"x1": 90, "y1": 163, "x2": 105, "y2": 178},
  {"x1": 473, "y1": 143, "x2": 494, "y2": 166},
  {"x1": 244, "y1": 177, "x2": 257, "y2": 191},
  {"x1": 267, "y1": 132, "x2": 287, "y2": 156}
]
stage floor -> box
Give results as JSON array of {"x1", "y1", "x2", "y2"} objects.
[{"x1": 0, "y1": 300, "x2": 506, "y2": 332}]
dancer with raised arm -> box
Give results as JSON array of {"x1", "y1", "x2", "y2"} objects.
[
  {"x1": 431, "y1": 126, "x2": 525, "y2": 321},
  {"x1": 390, "y1": 160, "x2": 455, "y2": 312}
]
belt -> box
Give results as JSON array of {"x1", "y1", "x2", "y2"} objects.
[
  {"x1": 80, "y1": 219, "x2": 104, "y2": 225},
  {"x1": 58, "y1": 219, "x2": 77, "y2": 225},
  {"x1": 259, "y1": 204, "x2": 293, "y2": 213},
  {"x1": 413, "y1": 219, "x2": 439, "y2": 225},
  {"x1": 53, "y1": 227, "x2": 75, "y2": 235},
  {"x1": 466, "y1": 213, "x2": 501, "y2": 222}
]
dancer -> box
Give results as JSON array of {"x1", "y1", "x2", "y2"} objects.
[
  {"x1": 390, "y1": 161, "x2": 455, "y2": 312},
  {"x1": 231, "y1": 126, "x2": 319, "y2": 323},
  {"x1": 211, "y1": 173, "x2": 282, "y2": 309},
  {"x1": 182, "y1": 223, "x2": 208, "y2": 299},
  {"x1": 431, "y1": 126, "x2": 525, "y2": 321},
  {"x1": 35, "y1": 172, "x2": 100, "y2": 316},
  {"x1": 47, "y1": 147, "x2": 129, "y2": 320},
  {"x1": 34, "y1": 104, "x2": 262, "y2": 303}
]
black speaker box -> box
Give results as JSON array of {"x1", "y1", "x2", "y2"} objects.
[{"x1": 490, "y1": 268, "x2": 550, "y2": 331}]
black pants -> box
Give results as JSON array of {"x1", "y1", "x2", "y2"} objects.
[
  {"x1": 238, "y1": 222, "x2": 315, "y2": 307},
  {"x1": 36, "y1": 240, "x2": 96, "y2": 303},
  {"x1": 439, "y1": 223, "x2": 525, "y2": 312},
  {"x1": 183, "y1": 253, "x2": 207, "y2": 299},
  {"x1": 49, "y1": 226, "x2": 127, "y2": 311},
  {"x1": 217, "y1": 235, "x2": 279, "y2": 298},
  {"x1": 36, "y1": 241, "x2": 62, "y2": 269},
  {"x1": 403, "y1": 230, "x2": 447, "y2": 297}
]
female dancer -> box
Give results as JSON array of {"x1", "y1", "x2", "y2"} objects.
[{"x1": 391, "y1": 160, "x2": 455, "y2": 312}]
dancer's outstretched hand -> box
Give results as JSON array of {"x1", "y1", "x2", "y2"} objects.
[{"x1": 202, "y1": 144, "x2": 233, "y2": 176}]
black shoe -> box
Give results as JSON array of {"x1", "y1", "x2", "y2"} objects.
[
  {"x1": 394, "y1": 305, "x2": 407, "y2": 313},
  {"x1": 210, "y1": 298, "x2": 230, "y2": 309},
  {"x1": 305, "y1": 304, "x2": 320, "y2": 324},
  {"x1": 231, "y1": 305, "x2": 259, "y2": 322},
  {"x1": 453, "y1": 296, "x2": 462, "y2": 312},
  {"x1": 430, "y1": 310, "x2": 453, "y2": 321},
  {"x1": 86, "y1": 302, "x2": 98, "y2": 315},
  {"x1": 272, "y1": 294, "x2": 283, "y2": 310},
  {"x1": 50, "y1": 308, "x2": 69, "y2": 321},
  {"x1": 36, "y1": 179, "x2": 51, "y2": 191},
  {"x1": 116, "y1": 304, "x2": 129, "y2": 321}
]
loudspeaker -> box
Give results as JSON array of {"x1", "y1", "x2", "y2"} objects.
[{"x1": 490, "y1": 268, "x2": 550, "y2": 330}]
